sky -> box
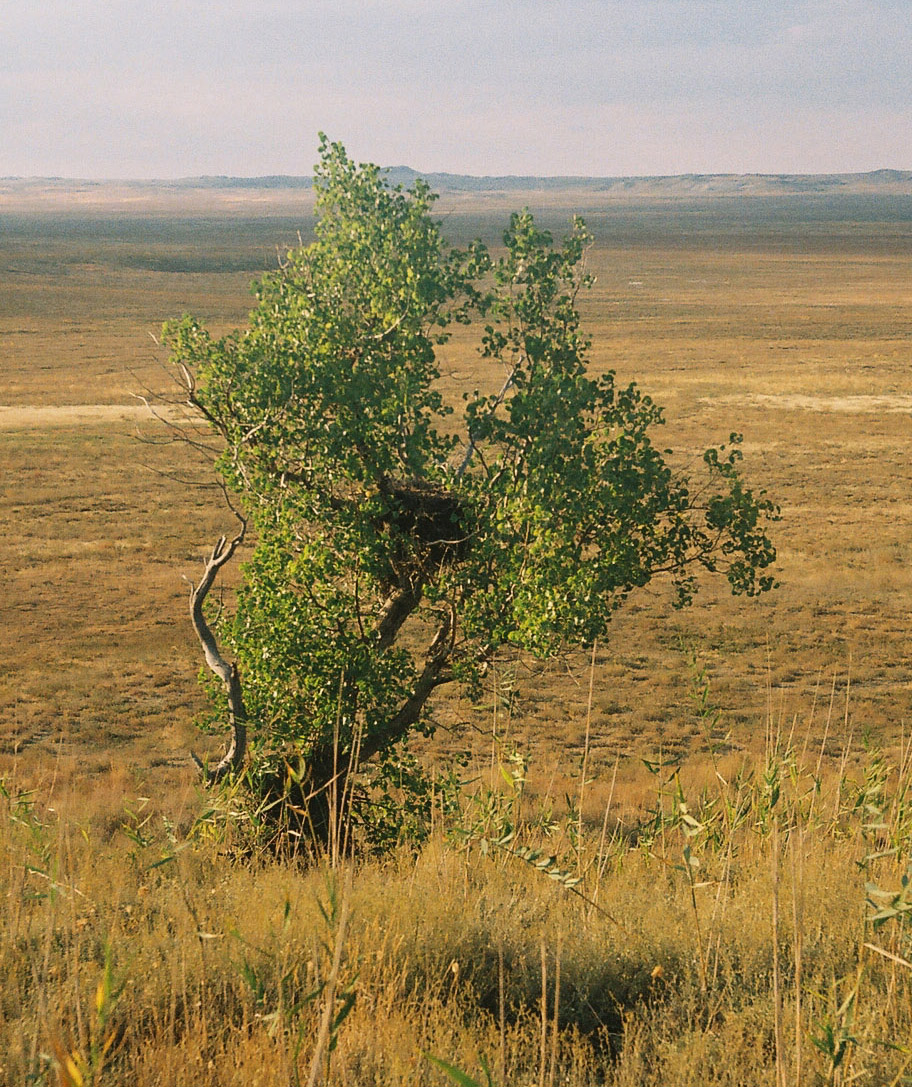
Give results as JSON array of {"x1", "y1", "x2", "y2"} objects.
[{"x1": 3, "y1": 0, "x2": 910, "y2": 179}]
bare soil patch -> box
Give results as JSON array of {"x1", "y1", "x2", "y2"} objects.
[
  {"x1": 706, "y1": 393, "x2": 912, "y2": 413},
  {"x1": 0, "y1": 403, "x2": 174, "y2": 429}
]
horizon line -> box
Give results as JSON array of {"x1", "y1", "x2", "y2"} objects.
[{"x1": 3, "y1": 166, "x2": 911, "y2": 185}]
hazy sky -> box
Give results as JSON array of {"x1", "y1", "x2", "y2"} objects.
[{"x1": 3, "y1": 0, "x2": 910, "y2": 178}]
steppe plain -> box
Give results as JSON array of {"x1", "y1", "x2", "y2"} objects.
[
  {"x1": 2, "y1": 177, "x2": 911, "y2": 794},
  {"x1": 3, "y1": 174, "x2": 912, "y2": 1085}
]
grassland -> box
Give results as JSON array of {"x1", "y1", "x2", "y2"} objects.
[{"x1": 2, "y1": 181, "x2": 912, "y2": 1083}]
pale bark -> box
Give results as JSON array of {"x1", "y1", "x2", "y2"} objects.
[{"x1": 188, "y1": 527, "x2": 248, "y2": 782}]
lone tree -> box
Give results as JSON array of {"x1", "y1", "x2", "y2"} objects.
[{"x1": 164, "y1": 136, "x2": 776, "y2": 841}]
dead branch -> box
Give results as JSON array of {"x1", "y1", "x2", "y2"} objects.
[{"x1": 188, "y1": 518, "x2": 248, "y2": 783}]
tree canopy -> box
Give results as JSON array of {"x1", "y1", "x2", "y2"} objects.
[{"x1": 164, "y1": 136, "x2": 776, "y2": 841}]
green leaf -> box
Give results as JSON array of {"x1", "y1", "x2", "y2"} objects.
[{"x1": 425, "y1": 1054, "x2": 490, "y2": 1087}]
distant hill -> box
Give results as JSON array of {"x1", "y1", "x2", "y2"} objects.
[
  {"x1": 3, "y1": 168, "x2": 911, "y2": 198},
  {"x1": 381, "y1": 167, "x2": 912, "y2": 197}
]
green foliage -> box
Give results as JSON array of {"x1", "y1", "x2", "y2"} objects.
[
  {"x1": 228, "y1": 878, "x2": 357, "y2": 1082},
  {"x1": 354, "y1": 747, "x2": 460, "y2": 854},
  {"x1": 810, "y1": 981, "x2": 860, "y2": 1083},
  {"x1": 426, "y1": 1052, "x2": 496, "y2": 1087},
  {"x1": 446, "y1": 748, "x2": 533, "y2": 852},
  {"x1": 867, "y1": 860, "x2": 912, "y2": 931},
  {"x1": 164, "y1": 136, "x2": 777, "y2": 838},
  {"x1": 1, "y1": 781, "x2": 53, "y2": 881}
]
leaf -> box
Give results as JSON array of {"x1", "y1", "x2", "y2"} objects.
[
  {"x1": 332, "y1": 989, "x2": 357, "y2": 1033},
  {"x1": 425, "y1": 1053, "x2": 488, "y2": 1087}
]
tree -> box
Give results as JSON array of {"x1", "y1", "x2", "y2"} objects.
[{"x1": 163, "y1": 136, "x2": 776, "y2": 844}]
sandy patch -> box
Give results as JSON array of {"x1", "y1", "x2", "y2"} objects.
[
  {"x1": 702, "y1": 394, "x2": 912, "y2": 413},
  {"x1": 0, "y1": 404, "x2": 191, "y2": 429},
  {"x1": 4, "y1": 394, "x2": 909, "y2": 432}
]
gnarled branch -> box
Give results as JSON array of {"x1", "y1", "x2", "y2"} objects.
[
  {"x1": 357, "y1": 605, "x2": 456, "y2": 764},
  {"x1": 188, "y1": 521, "x2": 248, "y2": 782},
  {"x1": 373, "y1": 584, "x2": 423, "y2": 650}
]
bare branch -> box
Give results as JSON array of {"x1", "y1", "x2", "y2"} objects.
[{"x1": 188, "y1": 520, "x2": 249, "y2": 783}]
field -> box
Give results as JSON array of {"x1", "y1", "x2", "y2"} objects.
[
  {"x1": 3, "y1": 181, "x2": 912, "y2": 1084},
  {"x1": 4, "y1": 185, "x2": 912, "y2": 783}
]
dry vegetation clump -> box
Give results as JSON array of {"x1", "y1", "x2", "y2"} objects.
[{"x1": 4, "y1": 730, "x2": 912, "y2": 1086}]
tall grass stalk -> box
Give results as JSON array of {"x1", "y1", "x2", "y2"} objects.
[
  {"x1": 593, "y1": 753, "x2": 619, "y2": 898},
  {"x1": 538, "y1": 941, "x2": 548, "y2": 1087},
  {"x1": 577, "y1": 641, "x2": 597, "y2": 876},
  {"x1": 548, "y1": 937, "x2": 562, "y2": 1087},
  {"x1": 791, "y1": 822, "x2": 805, "y2": 1087},
  {"x1": 834, "y1": 667, "x2": 854, "y2": 823},
  {"x1": 306, "y1": 870, "x2": 354, "y2": 1087},
  {"x1": 771, "y1": 811, "x2": 786, "y2": 1087}
]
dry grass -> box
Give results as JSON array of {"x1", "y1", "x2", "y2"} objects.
[{"x1": 4, "y1": 732, "x2": 912, "y2": 1086}]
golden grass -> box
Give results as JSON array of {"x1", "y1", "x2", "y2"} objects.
[{"x1": 4, "y1": 735, "x2": 912, "y2": 1085}]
